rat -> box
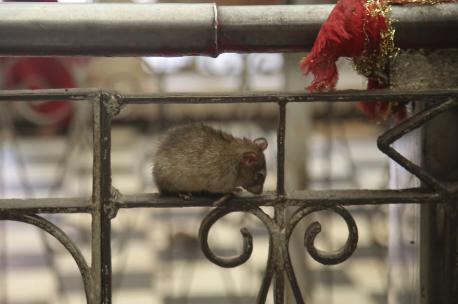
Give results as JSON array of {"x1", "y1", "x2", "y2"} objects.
[{"x1": 153, "y1": 123, "x2": 268, "y2": 198}]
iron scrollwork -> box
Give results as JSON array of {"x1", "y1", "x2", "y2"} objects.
[
  {"x1": 0, "y1": 212, "x2": 91, "y2": 303},
  {"x1": 2, "y1": 88, "x2": 457, "y2": 303},
  {"x1": 199, "y1": 202, "x2": 358, "y2": 303}
]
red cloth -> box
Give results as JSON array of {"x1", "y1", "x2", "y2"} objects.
[
  {"x1": 300, "y1": 0, "x2": 407, "y2": 120},
  {"x1": 300, "y1": 0, "x2": 368, "y2": 92},
  {"x1": 357, "y1": 78, "x2": 407, "y2": 120}
]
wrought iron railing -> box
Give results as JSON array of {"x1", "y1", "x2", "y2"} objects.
[{"x1": 0, "y1": 88, "x2": 457, "y2": 303}]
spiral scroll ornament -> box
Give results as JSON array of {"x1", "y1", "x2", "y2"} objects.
[{"x1": 199, "y1": 203, "x2": 358, "y2": 303}]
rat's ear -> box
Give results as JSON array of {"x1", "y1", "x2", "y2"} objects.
[
  {"x1": 242, "y1": 151, "x2": 259, "y2": 166},
  {"x1": 254, "y1": 137, "x2": 268, "y2": 151}
]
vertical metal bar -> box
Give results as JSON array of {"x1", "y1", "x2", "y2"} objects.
[
  {"x1": 273, "y1": 208, "x2": 286, "y2": 304},
  {"x1": 91, "y1": 94, "x2": 113, "y2": 304},
  {"x1": 274, "y1": 102, "x2": 287, "y2": 304},
  {"x1": 276, "y1": 102, "x2": 286, "y2": 196}
]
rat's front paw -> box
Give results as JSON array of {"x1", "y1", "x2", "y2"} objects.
[
  {"x1": 178, "y1": 192, "x2": 192, "y2": 201},
  {"x1": 232, "y1": 187, "x2": 243, "y2": 195}
]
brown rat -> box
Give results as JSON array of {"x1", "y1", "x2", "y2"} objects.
[{"x1": 153, "y1": 123, "x2": 268, "y2": 196}]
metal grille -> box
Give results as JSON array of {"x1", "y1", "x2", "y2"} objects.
[{"x1": 0, "y1": 87, "x2": 457, "y2": 303}]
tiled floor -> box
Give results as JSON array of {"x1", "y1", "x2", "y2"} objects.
[{"x1": 0, "y1": 119, "x2": 389, "y2": 304}]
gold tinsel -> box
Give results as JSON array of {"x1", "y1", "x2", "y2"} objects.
[
  {"x1": 352, "y1": 0, "x2": 454, "y2": 120},
  {"x1": 353, "y1": 0, "x2": 399, "y2": 86},
  {"x1": 353, "y1": 0, "x2": 456, "y2": 84}
]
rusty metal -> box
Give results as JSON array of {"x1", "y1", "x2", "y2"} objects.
[
  {"x1": 0, "y1": 3, "x2": 457, "y2": 56},
  {"x1": 0, "y1": 88, "x2": 456, "y2": 304}
]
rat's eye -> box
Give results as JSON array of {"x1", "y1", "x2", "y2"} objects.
[{"x1": 255, "y1": 171, "x2": 266, "y2": 182}]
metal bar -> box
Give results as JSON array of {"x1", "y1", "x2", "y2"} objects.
[
  {"x1": 0, "y1": 197, "x2": 91, "y2": 213},
  {"x1": 0, "y1": 3, "x2": 456, "y2": 56},
  {"x1": 378, "y1": 98, "x2": 458, "y2": 196},
  {"x1": 91, "y1": 94, "x2": 113, "y2": 304},
  {"x1": 0, "y1": 88, "x2": 457, "y2": 104},
  {"x1": 273, "y1": 213, "x2": 286, "y2": 304},
  {"x1": 119, "y1": 88, "x2": 458, "y2": 104},
  {"x1": 391, "y1": 3, "x2": 458, "y2": 49},
  {"x1": 114, "y1": 189, "x2": 442, "y2": 209},
  {"x1": 274, "y1": 102, "x2": 287, "y2": 303},
  {"x1": 276, "y1": 103, "x2": 286, "y2": 196},
  {"x1": 198, "y1": 206, "x2": 275, "y2": 303},
  {"x1": 0, "y1": 88, "x2": 101, "y2": 102}
]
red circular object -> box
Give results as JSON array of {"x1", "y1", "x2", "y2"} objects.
[{"x1": 4, "y1": 57, "x2": 75, "y2": 127}]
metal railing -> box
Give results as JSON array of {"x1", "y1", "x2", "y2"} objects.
[
  {"x1": 0, "y1": 87, "x2": 457, "y2": 303},
  {"x1": 0, "y1": 3, "x2": 457, "y2": 56},
  {"x1": 1, "y1": 2, "x2": 458, "y2": 303}
]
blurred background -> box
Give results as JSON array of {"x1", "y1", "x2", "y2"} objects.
[{"x1": 0, "y1": 1, "x2": 392, "y2": 304}]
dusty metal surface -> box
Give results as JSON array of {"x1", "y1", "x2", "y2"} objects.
[
  {"x1": 0, "y1": 88, "x2": 456, "y2": 304},
  {"x1": 0, "y1": 3, "x2": 457, "y2": 56}
]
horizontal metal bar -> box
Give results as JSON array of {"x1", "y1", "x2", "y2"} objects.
[
  {"x1": 288, "y1": 189, "x2": 443, "y2": 206},
  {"x1": 390, "y1": 3, "x2": 458, "y2": 49},
  {"x1": 121, "y1": 88, "x2": 458, "y2": 104},
  {"x1": 0, "y1": 3, "x2": 456, "y2": 56},
  {"x1": 0, "y1": 197, "x2": 92, "y2": 214},
  {"x1": 0, "y1": 189, "x2": 443, "y2": 213},
  {"x1": 0, "y1": 88, "x2": 101, "y2": 102},
  {"x1": 0, "y1": 88, "x2": 456, "y2": 104},
  {"x1": 116, "y1": 189, "x2": 442, "y2": 209}
]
